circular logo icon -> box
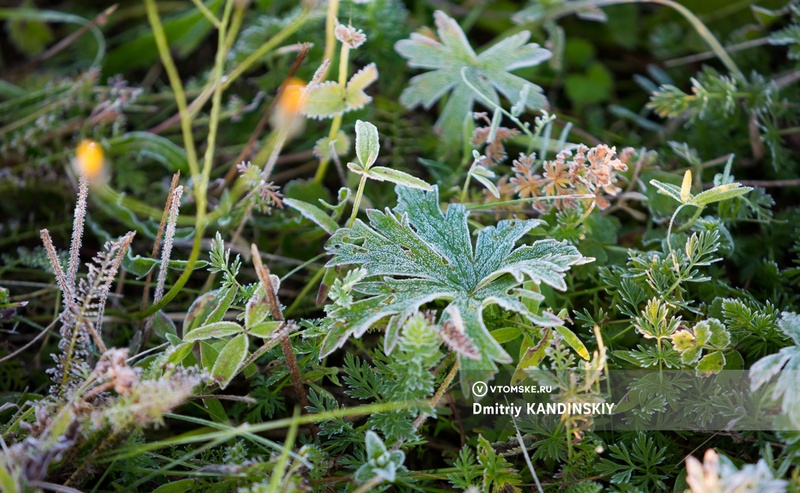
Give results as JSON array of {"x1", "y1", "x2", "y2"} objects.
[{"x1": 472, "y1": 381, "x2": 488, "y2": 398}]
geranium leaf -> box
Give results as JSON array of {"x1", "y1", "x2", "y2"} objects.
[
  {"x1": 395, "y1": 10, "x2": 550, "y2": 144},
  {"x1": 323, "y1": 185, "x2": 589, "y2": 391}
]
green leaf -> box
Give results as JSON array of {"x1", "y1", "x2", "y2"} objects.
[
  {"x1": 0, "y1": 462, "x2": 19, "y2": 493},
  {"x1": 152, "y1": 479, "x2": 196, "y2": 493},
  {"x1": 248, "y1": 321, "x2": 282, "y2": 338},
  {"x1": 183, "y1": 291, "x2": 220, "y2": 334},
  {"x1": 324, "y1": 185, "x2": 589, "y2": 390},
  {"x1": 204, "y1": 285, "x2": 237, "y2": 325},
  {"x1": 283, "y1": 198, "x2": 339, "y2": 235},
  {"x1": 649, "y1": 179, "x2": 684, "y2": 204},
  {"x1": 6, "y1": 1, "x2": 54, "y2": 57},
  {"x1": 554, "y1": 325, "x2": 590, "y2": 360},
  {"x1": 469, "y1": 165, "x2": 499, "y2": 198},
  {"x1": 303, "y1": 82, "x2": 345, "y2": 119},
  {"x1": 184, "y1": 321, "x2": 244, "y2": 342},
  {"x1": 103, "y1": 0, "x2": 221, "y2": 74},
  {"x1": 779, "y1": 311, "x2": 800, "y2": 345},
  {"x1": 123, "y1": 256, "x2": 208, "y2": 279},
  {"x1": 691, "y1": 183, "x2": 752, "y2": 207},
  {"x1": 108, "y1": 132, "x2": 190, "y2": 174},
  {"x1": 165, "y1": 342, "x2": 194, "y2": 366},
  {"x1": 749, "y1": 311, "x2": 800, "y2": 427},
  {"x1": 671, "y1": 330, "x2": 694, "y2": 352},
  {"x1": 696, "y1": 351, "x2": 725, "y2": 376},
  {"x1": 512, "y1": 332, "x2": 550, "y2": 384},
  {"x1": 211, "y1": 333, "x2": 248, "y2": 389},
  {"x1": 302, "y1": 64, "x2": 379, "y2": 119},
  {"x1": 490, "y1": 327, "x2": 523, "y2": 344},
  {"x1": 245, "y1": 285, "x2": 269, "y2": 328},
  {"x1": 200, "y1": 341, "x2": 220, "y2": 369},
  {"x1": 355, "y1": 120, "x2": 380, "y2": 169},
  {"x1": 355, "y1": 431, "x2": 405, "y2": 483},
  {"x1": 314, "y1": 130, "x2": 351, "y2": 161},
  {"x1": 362, "y1": 166, "x2": 433, "y2": 191},
  {"x1": 395, "y1": 10, "x2": 550, "y2": 144},
  {"x1": 365, "y1": 430, "x2": 386, "y2": 459},
  {"x1": 151, "y1": 310, "x2": 177, "y2": 340}
]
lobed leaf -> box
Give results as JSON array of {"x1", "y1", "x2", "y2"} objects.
[{"x1": 324, "y1": 185, "x2": 589, "y2": 390}]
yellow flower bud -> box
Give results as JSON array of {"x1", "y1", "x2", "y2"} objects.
[
  {"x1": 76, "y1": 139, "x2": 105, "y2": 180},
  {"x1": 277, "y1": 78, "x2": 306, "y2": 116}
]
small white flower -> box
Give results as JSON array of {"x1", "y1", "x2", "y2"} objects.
[{"x1": 335, "y1": 22, "x2": 367, "y2": 49}]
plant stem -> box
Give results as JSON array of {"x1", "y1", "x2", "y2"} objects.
[
  {"x1": 348, "y1": 174, "x2": 369, "y2": 227},
  {"x1": 144, "y1": 0, "x2": 199, "y2": 179},
  {"x1": 251, "y1": 244, "x2": 307, "y2": 410},
  {"x1": 411, "y1": 360, "x2": 460, "y2": 432},
  {"x1": 314, "y1": 42, "x2": 350, "y2": 183},
  {"x1": 199, "y1": 0, "x2": 235, "y2": 217},
  {"x1": 323, "y1": 0, "x2": 340, "y2": 69},
  {"x1": 131, "y1": 0, "x2": 240, "y2": 322}
]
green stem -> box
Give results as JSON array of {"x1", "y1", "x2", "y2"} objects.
[
  {"x1": 130, "y1": 223, "x2": 206, "y2": 319},
  {"x1": 323, "y1": 0, "x2": 340, "y2": 67},
  {"x1": 460, "y1": 164, "x2": 474, "y2": 202},
  {"x1": 144, "y1": 0, "x2": 200, "y2": 179},
  {"x1": 348, "y1": 174, "x2": 368, "y2": 227},
  {"x1": 188, "y1": 0, "x2": 220, "y2": 27},
  {"x1": 284, "y1": 267, "x2": 326, "y2": 318},
  {"x1": 676, "y1": 205, "x2": 705, "y2": 233},
  {"x1": 100, "y1": 400, "x2": 422, "y2": 463},
  {"x1": 466, "y1": 193, "x2": 595, "y2": 209},
  {"x1": 199, "y1": 0, "x2": 235, "y2": 216},
  {"x1": 314, "y1": 42, "x2": 350, "y2": 183}
]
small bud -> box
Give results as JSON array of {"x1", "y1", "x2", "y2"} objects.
[{"x1": 680, "y1": 169, "x2": 692, "y2": 203}]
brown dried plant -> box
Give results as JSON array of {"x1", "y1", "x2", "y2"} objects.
[{"x1": 510, "y1": 144, "x2": 631, "y2": 212}]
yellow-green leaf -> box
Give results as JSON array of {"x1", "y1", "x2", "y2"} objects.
[{"x1": 554, "y1": 325, "x2": 589, "y2": 360}]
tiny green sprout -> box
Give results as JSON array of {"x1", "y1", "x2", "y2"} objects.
[
  {"x1": 347, "y1": 120, "x2": 432, "y2": 226},
  {"x1": 354, "y1": 431, "x2": 405, "y2": 485}
]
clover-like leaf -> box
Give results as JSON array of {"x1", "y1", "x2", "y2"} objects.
[
  {"x1": 323, "y1": 185, "x2": 591, "y2": 391},
  {"x1": 303, "y1": 63, "x2": 379, "y2": 120},
  {"x1": 348, "y1": 120, "x2": 433, "y2": 190},
  {"x1": 395, "y1": 10, "x2": 551, "y2": 144},
  {"x1": 671, "y1": 318, "x2": 730, "y2": 374}
]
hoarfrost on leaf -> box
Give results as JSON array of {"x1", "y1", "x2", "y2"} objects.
[{"x1": 323, "y1": 185, "x2": 591, "y2": 392}]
